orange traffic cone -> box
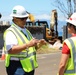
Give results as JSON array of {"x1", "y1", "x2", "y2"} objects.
[{"x1": 1, "y1": 47, "x2": 5, "y2": 60}]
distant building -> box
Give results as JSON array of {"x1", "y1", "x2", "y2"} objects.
[
  {"x1": 0, "y1": 21, "x2": 10, "y2": 25},
  {"x1": 0, "y1": 21, "x2": 3, "y2": 25}
]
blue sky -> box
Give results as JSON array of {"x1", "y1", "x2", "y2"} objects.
[
  {"x1": 0, "y1": 0, "x2": 66, "y2": 21},
  {"x1": 0, "y1": 0, "x2": 67, "y2": 33}
]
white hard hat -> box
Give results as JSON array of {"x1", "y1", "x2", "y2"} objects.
[
  {"x1": 10, "y1": 5, "x2": 29, "y2": 18},
  {"x1": 66, "y1": 13, "x2": 76, "y2": 26}
]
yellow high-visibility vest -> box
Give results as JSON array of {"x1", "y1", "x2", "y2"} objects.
[
  {"x1": 4, "y1": 24, "x2": 38, "y2": 72},
  {"x1": 63, "y1": 37, "x2": 76, "y2": 75}
]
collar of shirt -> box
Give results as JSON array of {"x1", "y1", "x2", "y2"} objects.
[
  {"x1": 12, "y1": 23, "x2": 27, "y2": 34},
  {"x1": 12, "y1": 23, "x2": 31, "y2": 40}
]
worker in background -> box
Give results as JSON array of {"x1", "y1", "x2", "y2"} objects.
[
  {"x1": 58, "y1": 13, "x2": 76, "y2": 75},
  {"x1": 3, "y1": 5, "x2": 46, "y2": 75}
]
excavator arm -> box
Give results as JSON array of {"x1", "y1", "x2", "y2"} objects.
[{"x1": 26, "y1": 11, "x2": 35, "y2": 22}]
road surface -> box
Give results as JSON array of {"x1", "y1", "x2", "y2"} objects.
[{"x1": 0, "y1": 51, "x2": 61, "y2": 75}]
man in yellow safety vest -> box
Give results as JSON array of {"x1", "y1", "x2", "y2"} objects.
[{"x1": 4, "y1": 5, "x2": 46, "y2": 75}]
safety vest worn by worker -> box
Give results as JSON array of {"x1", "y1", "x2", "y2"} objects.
[
  {"x1": 4, "y1": 24, "x2": 38, "y2": 72},
  {"x1": 63, "y1": 37, "x2": 76, "y2": 75}
]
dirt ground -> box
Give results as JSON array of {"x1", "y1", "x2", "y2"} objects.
[{"x1": 36, "y1": 44, "x2": 61, "y2": 54}]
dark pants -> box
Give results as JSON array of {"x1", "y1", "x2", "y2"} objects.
[{"x1": 6, "y1": 60, "x2": 35, "y2": 75}]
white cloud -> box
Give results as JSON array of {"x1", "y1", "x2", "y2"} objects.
[
  {"x1": 0, "y1": 15, "x2": 12, "y2": 21},
  {"x1": 58, "y1": 16, "x2": 67, "y2": 21},
  {"x1": 34, "y1": 13, "x2": 67, "y2": 22},
  {"x1": 0, "y1": 13, "x2": 66, "y2": 22},
  {"x1": 0, "y1": 14, "x2": 50, "y2": 21},
  {"x1": 35, "y1": 14, "x2": 50, "y2": 20}
]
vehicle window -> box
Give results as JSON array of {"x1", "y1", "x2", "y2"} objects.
[{"x1": 26, "y1": 21, "x2": 49, "y2": 28}]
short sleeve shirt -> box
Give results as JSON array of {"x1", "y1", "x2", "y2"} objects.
[
  {"x1": 5, "y1": 23, "x2": 30, "y2": 51},
  {"x1": 5, "y1": 31, "x2": 18, "y2": 51},
  {"x1": 62, "y1": 34, "x2": 76, "y2": 54}
]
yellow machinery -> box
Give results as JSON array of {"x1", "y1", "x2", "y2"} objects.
[{"x1": 27, "y1": 10, "x2": 60, "y2": 43}]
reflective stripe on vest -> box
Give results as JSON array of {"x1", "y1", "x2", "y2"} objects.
[
  {"x1": 5, "y1": 26, "x2": 31, "y2": 58},
  {"x1": 4, "y1": 25, "x2": 38, "y2": 72},
  {"x1": 10, "y1": 26, "x2": 38, "y2": 71},
  {"x1": 10, "y1": 51, "x2": 36, "y2": 60},
  {"x1": 8, "y1": 26, "x2": 35, "y2": 58},
  {"x1": 65, "y1": 38, "x2": 76, "y2": 74}
]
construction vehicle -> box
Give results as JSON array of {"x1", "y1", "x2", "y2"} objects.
[
  {"x1": 25, "y1": 20, "x2": 52, "y2": 40},
  {"x1": 0, "y1": 10, "x2": 62, "y2": 50},
  {"x1": 26, "y1": 10, "x2": 62, "y2": 43}
]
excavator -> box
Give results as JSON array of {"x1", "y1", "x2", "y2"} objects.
[
  {"x1": 0, "y1": 10, "x2": 62, "y2": 50},
  {"x1": 26, "y1": 10, "x2": 61, "y2": 43}
]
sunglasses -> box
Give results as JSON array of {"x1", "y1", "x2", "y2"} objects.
[{"x1": 16, "y1": 17, "x2": 28, "y2": 20}]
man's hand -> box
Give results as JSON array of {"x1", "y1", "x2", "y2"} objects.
[
  {"x1": 36, "y1": 39, "x2": 47, "y2": 49},
  {"x1": 26, "y1": 38, "x2": 47, "y2": 49},
  {"x1": 27, "y1": 38, "x2": 39, "y2": 47},
  {"x1": 39, "y1": 39, "x2": 47, "y2": 45}
]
